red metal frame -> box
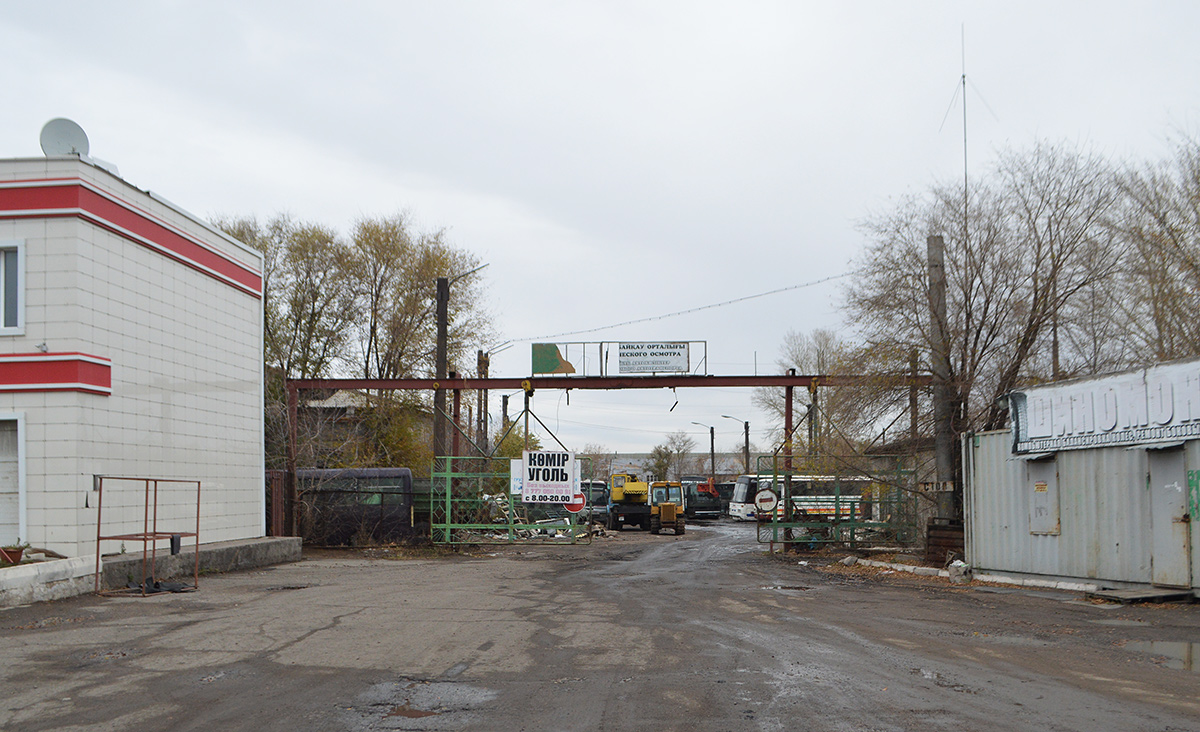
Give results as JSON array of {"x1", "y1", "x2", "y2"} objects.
[{"x1": 94, "y1": 476, "x2": 201, "y2": 597}]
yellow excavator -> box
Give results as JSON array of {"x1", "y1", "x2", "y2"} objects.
[{"x1": 607, "y1": 473, "x2": 685, "y2": 535}]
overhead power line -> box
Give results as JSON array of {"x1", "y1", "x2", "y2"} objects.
[{"x1": 499, "y1": 272, "x2": 848, "y2": 346}]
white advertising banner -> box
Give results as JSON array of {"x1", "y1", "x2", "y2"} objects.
[
  {"x1": 1009, "y1": 359, "x2": 1200, "y2": 453},
  {"x1": 521, "y1": 450, "x2": 577, "y2": 503},
  {"x1": 510, "y1": 459, "x2": 523, "y2": 495},
  {"x1": 618, "y1": 342, "x2": 689, "y2": 374}
]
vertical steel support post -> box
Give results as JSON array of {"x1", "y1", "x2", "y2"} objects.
[
  {"x1": 93, "y1": 478, "x2": 104, "y2": 593},
  {"x1": 784, "y1": 369, "x2": 794, "y2": 473},
  {"x1": 286, "y1": 385, "x2": 299, "y2": 536},
  {"x1": 434, "y1": 276, "x2": 449, "y2": 459},
  {"x1": 451, "y1": 371, "x2": 461, "y2": 458},
  {"x1": 784, "y1": 369, "x2": 794, "y2": 533}
]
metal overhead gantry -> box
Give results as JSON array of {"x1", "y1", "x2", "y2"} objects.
[
  {"x1": 283, "y1": 370, "x2": 934, "y2": 544},
  {"x1": 286, "y1": 371, "x2": 929, "y2": 473}
]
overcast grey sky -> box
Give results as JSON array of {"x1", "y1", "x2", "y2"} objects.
[{"x1": 4, "y1": 2, "x2": 1198, "y2": 455}]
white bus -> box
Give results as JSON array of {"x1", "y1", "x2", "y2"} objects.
[
  {"x1": 728, "y1": 473, "x2": 874, "y2": 521},
  {"x1": 728, "y1": 474, "x2": 765, "y2": 521}
]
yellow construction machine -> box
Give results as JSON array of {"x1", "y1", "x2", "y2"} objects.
[
  {"x1": 649, "y1": 481, "x2": 686, "y2": 535},
  {"x1": 607, "y1": 473, "x2": 686, "y2": 535},
  {"x1": 607, "y1": 473, "x2": 651, "y2": 531}
]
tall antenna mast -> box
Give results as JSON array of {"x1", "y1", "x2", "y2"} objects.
[{"x1": 961, "y1": 24, "x2": 969, "y2": 248}]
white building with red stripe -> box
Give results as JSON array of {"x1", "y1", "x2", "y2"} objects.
[{"x1": 0, "y1": 154, "x2": 264, "y2": 557}]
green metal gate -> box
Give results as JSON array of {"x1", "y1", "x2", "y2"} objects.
[
  {"x1": 753, "y1": 455, "x2": 921, "y2": 548},
  {"x1": 430, "y1": 455, "x2": 592, "y2": 545}
]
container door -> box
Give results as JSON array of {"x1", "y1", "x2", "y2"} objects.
[{"x1": 1148, "y1": 447, "x2": 1191, "y2": 588}]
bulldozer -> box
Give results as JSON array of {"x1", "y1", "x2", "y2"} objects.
[{"x1": 649, "y1": 481, "x2": 686, "y2": 535}]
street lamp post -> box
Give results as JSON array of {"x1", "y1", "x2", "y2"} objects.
[
  {"x1": 691, "y1": 421, "x2": 716, "y2": 486},
  {"x1": 722, "y1": 415, "x2": 750, "y2": 474},
  {"x1": 434, "y1": 263, "x2": 488, "y2": 459}
]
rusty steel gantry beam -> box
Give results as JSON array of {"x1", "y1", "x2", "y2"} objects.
[{"x1": 283, "y1": 372, "x2": 931, "y2": 535}]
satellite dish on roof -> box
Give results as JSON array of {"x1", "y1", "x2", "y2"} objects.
[{"x1": 40, "y1": 118, "x2": 90, "y2": 156}]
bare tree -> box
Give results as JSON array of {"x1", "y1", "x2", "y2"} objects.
[
  {"x1": 1113, "y1": 133, "x2": 1200, "y2": 361},
  {"x1": 646, "y1": 444, "x2": 672, "y2": 481},
  {"x1": 348, "y1": 215, "x2": 494, "y2": 382},
  {"x1": 215, "y1": 215, "x2": 357, "y2": 379},
  {"x1": 646, "y1": 431, "x2": 696, "y2": 481},
  {"x1": 980, "y1": 142, "x2": 1121, "y2": 427},
  {"x1": 214, "y1": 212, "x2": 496, "y2": 474},
  {"x1": 847, "y1": 141, "x2": 1122, "y2": 440},
  {"x1": 578, "y1": 443, "x2": 615, "y2": 480},
  {"x1": 753, "y1": 328, "x2": 891, "y2": 462}
]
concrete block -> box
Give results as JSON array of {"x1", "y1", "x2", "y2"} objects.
[
  {"x1": 99, "y1": 536, "x2": 301, "y2": 590},
  {"x1": 0, "y1": 555, "x2": 95, "y2": 606},
  {"x1": 1, "y1": 537, "x2": 300, "y2": 607}
]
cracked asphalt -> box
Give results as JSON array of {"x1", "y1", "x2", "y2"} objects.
[{"x1": 2, "y1": 522, "x2": 1199, "y2": 731}]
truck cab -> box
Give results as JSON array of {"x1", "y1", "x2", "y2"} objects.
[{"x1": 681, "y1": 475, "x2": 722, "y2": 520}]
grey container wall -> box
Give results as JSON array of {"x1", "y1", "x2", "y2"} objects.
[{"x1": 966, "y1": 429, "x2": 1198, "y2": 588}]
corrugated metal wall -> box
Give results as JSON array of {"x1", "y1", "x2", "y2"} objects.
[{"x1": 967, "y1": 429, "x2": 1196, "y2": 587}]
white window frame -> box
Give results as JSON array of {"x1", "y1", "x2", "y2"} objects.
[{"x1": 0, "y1": 239, "x2": 25, "y2": 336}]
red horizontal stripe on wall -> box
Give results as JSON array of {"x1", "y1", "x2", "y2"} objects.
[
  {"x1": 0, "y1": 353, "x2": 111, "y2": 395},
  {"x1": 0, "y1": 180, "x2": 262, "y2": 298},
  {"x1": 0, "y1": 183, "x2": 80, "y2": 211}
]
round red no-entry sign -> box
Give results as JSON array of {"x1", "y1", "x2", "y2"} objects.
[
  {"x1": 754, "y1": 489, "x2": 778, "y2": 514},
  {"x1": 564, "y1": 493, "x2": 586, "y2": 513}
]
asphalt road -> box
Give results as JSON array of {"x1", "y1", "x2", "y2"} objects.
[{"x1": 3, "y1": 521, "x2": 1199, "y2": 731}]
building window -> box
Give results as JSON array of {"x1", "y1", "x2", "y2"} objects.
[{"x1": 0, "y1": 241, "x2": 22, "y2": 335}]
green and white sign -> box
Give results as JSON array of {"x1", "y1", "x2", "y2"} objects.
[{"x1": 618, "y1": 342, "x2": 689, "y2": 374}]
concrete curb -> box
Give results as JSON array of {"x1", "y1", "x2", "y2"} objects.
[
  {"x1": 0, "y1": 555, "x2": 96, "y2": 607},
  {"x1": 857, "y1": 558, "x2": 950, "y2": 578},
  {"x1": 100, "y1": 537, "x2": 302, "y2": 590},
  {"x1": 0, "y1": 537, "x2": 303, "y2": 608},
  {"x1": 851, "y1": 558, "x2": 1100, "y2": 593},
  {"x1": 973, "y1": 573, "x2": 1099, "y2": 593}
]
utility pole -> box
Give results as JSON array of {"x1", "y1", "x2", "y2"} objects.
[
  {"x1": 928, "y1": 235, "x2": 956, "y2": 517},
  {"x1": 476, "y1": 349, "x2": 489, "y2": 455},
  {"x1": 691, "y1": 421, "x2": 716, "y2": 486},
  {"x1": 432, "y1": 264, "x2": 488, "y2": 460}
]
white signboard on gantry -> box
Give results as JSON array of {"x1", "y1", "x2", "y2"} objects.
[
  {"x1": 522, "y1": 450, "x2": 578, "y2": 503},
  {"x1": 618, "y1": 342, "x2": 689, "y2": 374}
]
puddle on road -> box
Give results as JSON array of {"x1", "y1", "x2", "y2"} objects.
[
  {"x1": 1089, "y1": 619, "x2": 1147, "y2": 627},
  {"x1": 761, "y1": 585, "x2": 810, "y2": 591},
  {"x1": 1125, "y1": 641, "x2": 1200, "y2": 672},
  {"x1": 385, "y1": 703, "x2": 439, "y2": 719}
]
